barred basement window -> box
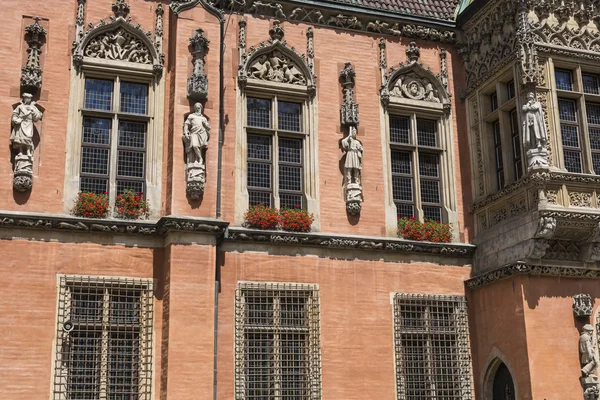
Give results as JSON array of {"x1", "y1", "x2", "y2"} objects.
[
  {"x1": 235, "y1": 282, "x2": 321, "y2": 400},
  {"x1": 390, "y1": 115, "x2": 443, "y2": 222},
  {"x1": 246, "y1": 97, "x2": 305, "y2": 209},
  {"x1": 80, "y1": 77, "x2": 149, "y2": 198},
  {"x1": 393, "y1": 293, "x2": 473, "y2": 400},
  {"x1": 53, "y1": 276, "x2": 154, "y2": 400}
]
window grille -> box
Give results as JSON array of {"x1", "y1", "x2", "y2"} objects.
[
  {"x1": 246, "y1": 96, "x2": 305, "y2": 209},
  {"x1": 53, "y1": 276, "x2": 154, "y2": 400},
  {"x1": 80, "y1": 77, "x2": 148, "y2": 198},
  {"x1": 555, "y1": 69, "x2": 573, "y2": 91},
  {"x1": 492, "y1": 120, "x2": 504, "y2": 190},
  {"x1": 393, "y1": 293, "x2": 473, "y2": 400},
  {"x1": 509, "y1": 110, "x2": 523, "y2": 181},
  {"x1": 558, "y1": 98, "x2": 583, "y2": 173},
  {"x1": 389, "y1": 115, "x2": 443, "y2": 221},
  {"x1": 235, "y1": 282, "x2": 321, "y2": 400}
]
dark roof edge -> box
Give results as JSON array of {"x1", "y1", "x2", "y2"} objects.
[{"x1": 455, "y1": 0, "x2": 488, "y2": 27}]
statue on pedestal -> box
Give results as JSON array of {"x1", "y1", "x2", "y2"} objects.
[
  {"x1": 183, "y1": 102, "x2": 210, "y2": 199},
  {"x1": 580, "y1": 324, "x2": 600, "y2": 400},
  {"x1": 522, "y1": 91, "x2": 549, "y2": 169},
  {"x1": 10, "y1": 93, "x2": 42, "y2": 192},
  {"x1": 341, "y1": 126, "x2": 363, "y2": 215}
]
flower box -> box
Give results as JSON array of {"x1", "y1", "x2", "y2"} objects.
[
  {"x1": 71, "y1": 192, "x2": 110, "y2": 219},
  {"x1": 397, "y1": 216, "x2": 452, "y2": 243},
  {"x1": 114, "y1": 190, "x2": 150, "y2": 220},
  {"x1": 244, "y1": 205, "x2": 314, "y2": 232}
]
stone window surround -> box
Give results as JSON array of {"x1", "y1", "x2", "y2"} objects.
[
  {"x1": 235, "y1": 79, "x2": 320, "y2": 229},
  {"x1": 381, "y1": 97, "x2": 458, "y2": 238},
  {"x1": 549, "y1": 58, "x2": 600, "y2": 175},
  {"x1": 51, "y1": 274, "x2": 155, "y2": 400},
  {"x1": 63, "y1": 58, "x2": 164, "y2": 219},
  {"x1": 476, "y1": 66, "x2": 525, "y2": 196}
]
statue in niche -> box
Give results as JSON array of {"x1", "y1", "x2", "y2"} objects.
[
  {"x1": 11, "y1": 92, "x2": 43, "y2": 192},
  {"x1": 341, "y1": 126, "x2": 363, "y2": 186},
  {"x1": 183, "y1": 102, "x2": 210, "y2": 199},
  {"x1": 580, "y1": 324, "x2": 600, "y2": 400},
  {"x1": 522, "y1": 91, "x2": 549, "y2": 169}
]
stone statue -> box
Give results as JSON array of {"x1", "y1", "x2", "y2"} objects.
[
  {"x1": 10, "y1": 93, "x2": 42, "y2": 192},
  {"x1": 341, "y1": 126, "x2": 363, "y2": 186},
  {"x1": 182, "y1": 102, "x2": 210, "y2": 199},
  {"x1": 581, "y1": 324, "x2": 598, "y2": 377},
  {"x1": 522, "y1": 91, "x2": 549, "y2": 169}
]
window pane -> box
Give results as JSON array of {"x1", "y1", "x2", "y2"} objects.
[
  {"x1": 247, "y1": 98, "x2": 271, "y2": 128},
  {"x1": 68, "y1": 332, "x2": 102, "y2": 399},
  {"x1": 281, "y1": 296, "x2": 307, "y2": 327},
  {"x1": 396, "y1": 203, "x2": 414, "y2": 218},
  {"x1": 249, "y1": 191, "x2": 272, "y2": 207},
  {"x1": 80, "y1": 177, "x2": 108, "y2": 194},
  {"x1": 558, "y1": 99, "x2": 576, "y2": 122},
  {"x1": 279, "y1": 138, "x2": 302, "y2": 164},
  {"x1": 401, "y1": 336, "x2": 428, "y2": 398},
  {"x1": 248, "y1": 163, "x2": 271, "y2": 189},
  {"x1": 279, "y1": 166, "x2": 302, "y2": 192},
  {"x1": 420, "y1": 179, "x2": 440, "y2": 204},
  {"x1": 278, "y1": 102, "x2": 302, "y2": 132},
  {"x1": 390, "y1": 116, "x2": 410, "y2": 144},
  {"x1": 108, "y1": 332, "x2": 140, "y2": 400},
  {"x1": 117, "y1": 180, "x2": 144, "y2": 196},
  {"x1": 590, "y1": 128, "x2": 600, "y2": 151},
  {"x1": 583, "y1": 74, "x2": 600, "y2": 94},
  {"x1": 82, "y1": 147, "x2": 109, "y2": 175},
  {"x1": 110, "y1": 290, "x2": 141, "y2": 325},
  {"x1": 120, "y1": 82, "x2": 148, "y2": 114},
  {"x1": 391, "y1": 151, "x2": 412, "y2": 175},
  {"x1": 507, "y1": 81, "x2": 515, "y2": 100},
  {"x1": 417, "y1": 119, "x2": 437, "y2": 147},
  {"x1": 555, "y1": 69, "x2": 572, "y2": 91},
  {"x1": 118, "y1": 121, "x2": 146, "y2": 148},
  {"x1": 419, "y1": 153, "x2": 439, "y2": 178},
  {"x1": 564, "y1": 150, "x2": 582, "y2": 173},
  {"x1": 587, "y1": 103, "x2": 600, "y2": 126},
  {"x1": 281, "y1": 333, "x2": 309, "y2": 399},
  {"x1": 280, "y1": 193, "x2": 303, "y2": 210},
  {"x1": 248, "y1": 135, "x2": 271, "y2": 161},
  {"x1": 245, "y1": 332, "x2": 274, "y2": 400},
  {"x1": 84, "y1": 78, "x2": 113, "y2": 111},
  {"x1": 71, "y1": 288, "x2": 104, "y2": 323},
  {"x1": 83, "y1": 118, "x2": 111, "y2": 145},
  {"x1": 593, "y1": 154, "x2": 600, "y2": 174},
  {"x1": 117, "y1": 150, "x2": 145, "y2": 178},
  {"x1": 490, "y1": 92, "x2": 498, "y2": 111},
  {"x1": 561, "y1": 125, "x2": 580, "y2": 148},
  {"x1": 423, "y1": 206, "x2": 442, "y2": 222},
  {"x1": 392, "y1": 176, "x2": 413, "y2": 202}
]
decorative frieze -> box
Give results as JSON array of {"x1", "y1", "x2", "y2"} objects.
[
  {"x1": 21, "y1": 18, "x2": 47, "y2": 94},
  {"x1": 187, "y1": 28, "x2": 210, "y2": 101},
  {"x1": 573, "y1": 294, "x2": 593, "y2": 317}
]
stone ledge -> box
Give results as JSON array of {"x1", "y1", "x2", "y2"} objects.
[
  {"x1": 0, "y1": 211, "x2": 229, "y2": 237},
  {"x1": 226, "y1": 227, "x2": 475, "y2": 257},
  {"x1": 467, "y1": 261, "x2": 600, "y2": 290}
]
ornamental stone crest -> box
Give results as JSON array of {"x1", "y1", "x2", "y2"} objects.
[
  {"x1": 238, "y1": 20, "x2": 316, "y2": 94},
  {"x1": 72, "y1": 0, "x2": 163, "y2": 76},
  {"x1": 573, "y1": 294, "x2": 593, "y2": 317},
  {"x1": 380, "y1": 42, "x2": 450, "y2": 111},
  {"x1": 21, "y1": 17, "x2": 47, "y2": 94},
  {"x1": 187, "y1": 28, "x2": 210, "y2": 101}
]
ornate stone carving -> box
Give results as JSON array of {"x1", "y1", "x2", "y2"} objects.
[
  {"x1": 381, "y1": 42, "x2": 451, "y2": 111},
  {"x1": 522, "y1": 91, "x2": 549, "y2": 169},
  {"x1": 238, "y1": 20, "x2": 315, "y2": 93},
  {"x1": 10, "y1": 93, "x2": 43, "y2": 192},
  {"x1": 571, "y1": 192, "x2": 593, "y2": 208},
  {"x1": 327, "y1": 14, "x2": 363, "y2": 30},
  {"x1": 535, "y1": 216, "x2": 557, "y2": 239},
  {"x1": 340, "y1": 62, "x2": 359, "y2": 126},
  {"x1": 72, "y1": 0, "x2": 163, "y2": 75},
  {"x1": 516, "y1": 1, "x2": 542, "y2": 87},
  {"x1": 21, "y1": 18, "x2": 47, "y2": 93},
  {"x1": 306, "y1": 27, "x2": 314, "y2": 75},
  {"x1": 439, "y1": 49, "x2": 448, "y2": 93},
  {"x1": 528, "y1": 239, "x2": 550, "y2": 259},
  {"x1": 248, "y1": 1, "x2": 285, "y2": 18},
  {"x1": 187, "y1": 28, "x2": 210, "y2": 101},
  {"x1": 574, "y1": 294, "x2": 593, "y2": 317},
  {"x1": 471, "y1": 98, "x2": 485, "y2": 197},
  {"x1": 183, "y1": 103, "x2": 211, "y2": 199},
  {"x1": 580, "y1": 324, "x2": 600, "y2": 399},
  {"x1": 366, "y1": 20, "x2": 389, "y2": 33},
  {"x1": 379, "y1": 39, "x2": 386, "y2": 70},
  {"x1": 289, "y1": 8, "x2": 325, "y2": 24},
  {"x1": 155, "y1": 4, "x2": 164, "y2": 51}
]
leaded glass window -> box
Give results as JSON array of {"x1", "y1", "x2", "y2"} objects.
[
  {"x1": 583, "y1": 73, "x2": 600, "y2": 95},
  {"x1": 246, "y1": 96, "x2": 305, "y2": 209},
  {"x1": 555, "y1": 69, "x2": 573, "y2": 91},
  {"x1": 390, "y1": 115, "x2": 443, "y2": 221},
  {"x1": 53, "y1": 276, "x2": 154, "y2": 400},
  {"x1": 235, "y1": 282, "x2": 321, "y2": 400},
  {"x1": 81, "y1": 77, "x2": 148, "y2": 197},
  {"x1": 558, "y1": 98, "x2": 583, "y2": 173},
  {"x1": 393, "y1": 293, "x2": 473, "y2": 400}
]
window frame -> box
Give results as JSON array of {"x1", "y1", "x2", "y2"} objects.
[
  {"x1": 52, "y1": 275, "x2": 154, "y2": 400},
  {"x1": 392, "y1": 293, "x2": 473, "y2": 400},
  {"x1": 234, "y1": 282, "x2": 322, "y2": 400},
  {"x1": 492, "y1": 120, "x2": 504, "y2": 190}
]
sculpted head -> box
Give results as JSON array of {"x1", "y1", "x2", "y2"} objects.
[
  {"x1": 583, "y1": 324, "x2": 594, "y2": 335},
  {"x1": 22, "y1": 93, "x2": 33, "y2": 105},
  {"x1": 194, "y1": 102, "x2": 203, "y2": 114},
  {"x1": 527, "y1": 92, "x2": 535, "y2": 102}
]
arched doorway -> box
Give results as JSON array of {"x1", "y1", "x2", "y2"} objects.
[{"x1": 492, "y1": 362, "x2": 515, "y2": 400}]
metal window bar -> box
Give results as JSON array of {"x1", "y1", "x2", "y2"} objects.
[
  {"x1": 558, "y1": 98, "x2": 583, "y2": 173},
  {"x1": 393, "y1": 293, "x2": 472, "y2": 400},
  {"x1": 492, "y1": 121, "x2": 504, "y2": 189},
  {"x1": 235, "y1": 283, "x2": 321, "y2": 400},
  {"x1": 80, "y1": 77, "x2": 148, "y2": 197},
  {"x1": 509, "y1": 110, "x2": 523, "y2": 181},
  {"x1": 54, "y1": 276, "x2": 154, "y2": 400}
]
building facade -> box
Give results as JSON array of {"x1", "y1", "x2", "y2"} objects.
[{"x1": 2, "y1": 0, "x2": 600, "y2": 399}]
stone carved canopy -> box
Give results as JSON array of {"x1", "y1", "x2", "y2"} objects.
[{"x1": 72, "y1": 4, "x2": 163, "y2": 75}]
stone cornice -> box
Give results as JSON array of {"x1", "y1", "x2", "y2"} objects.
[
  {"x1": 226, "y1": 227, "x2": 475, "y2": 257},
  {"x1": 467, "y1": 261, "x2": 600, "y2": 290},
  {"x1": 0, "y1": 211, "x2": 228, "y2": 237}
]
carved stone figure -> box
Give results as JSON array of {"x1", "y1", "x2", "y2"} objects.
[
  {"x1": 183, "y1": 103, "x2": 211, "y2": 199},
  {"x1": 84, "y1": 28, "x2": 152, "y2": 64},
  {"x1": 574, "y1": 294, "x2": 593, "y2": 317},
  {"x1": 535, "y1": 216, "x2": 556, "y2": 239},
  {"x1": 342, "y1": 126, "x2": 363, "y2": 186},
  {"x1": 10, "y1": 93, "x2": 43, "y2": 192},
  {"x1": 248, "y1": 51, "x2": 306, "y2": 85},
  {"x1": 389, "y1": 72, "x2": 440, "y2": 103},
  {"x1": 522, "y1": 91, "x2": 549, "y2": 169}
]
